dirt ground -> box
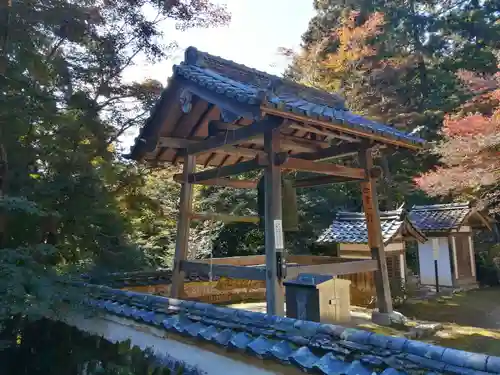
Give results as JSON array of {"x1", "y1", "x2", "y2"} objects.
[{"x1": 229, "y1": 287, "x2": 500, "y2": 356}]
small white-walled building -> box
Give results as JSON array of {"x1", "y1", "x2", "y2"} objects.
[
  {"x1": 317, "y1": 207, "x2": 427, "y2": 283},
  {"x1": 409, "y1": 203, "x2": 492, "y2": 289}
]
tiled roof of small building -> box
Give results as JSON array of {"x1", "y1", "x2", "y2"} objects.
[
  {"x1": 317, "y1": 208, "x2": 426, "y2": 245},
  {"x1": 130, "y1": 47, "x2": 425, "y2": 160},
  {"x1": 409, "y1": 203, "x2": 477, "y2": 232},
  {"x1": 87, "y1": 285, "x2": 500, "y2": 374}
]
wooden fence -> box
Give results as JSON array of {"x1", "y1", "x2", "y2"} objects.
[{"x1": 120, "y1": 255, "x2": 399, "y2": 307}]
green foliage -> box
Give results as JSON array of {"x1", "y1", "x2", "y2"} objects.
[
  {"x1": 281, "y1": 0, "x2": 499, "y2": 214},
  {"x1": 0, "y1": 0, "x2": 229, "y2": 323},
  {"x1": 474, "y1": 232, "x2": 500, "y2": 286},
  {"x1": 0, "y1": 319, "x2": 197, "y2": 375}
]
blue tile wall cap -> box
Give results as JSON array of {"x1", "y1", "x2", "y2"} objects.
[{"x1": 85, "y1": 284, "x2": 500, "y2": 375}]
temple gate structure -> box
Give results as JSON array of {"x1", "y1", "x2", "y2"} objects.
[{"x1": 127, "y1": 46, "x2": 426, "y2": 322}]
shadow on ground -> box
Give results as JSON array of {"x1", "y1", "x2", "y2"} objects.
[{"x1": 399, "y1": 287, "x2": 500, "y2": 330}]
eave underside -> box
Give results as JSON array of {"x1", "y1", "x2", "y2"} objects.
[{"x1": 134, "y1": 82, "x2": 420, "y2": 169}]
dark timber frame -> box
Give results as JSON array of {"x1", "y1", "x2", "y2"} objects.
[{"x1": 128, "y1": 46, "x2": 425, "y2": 317}]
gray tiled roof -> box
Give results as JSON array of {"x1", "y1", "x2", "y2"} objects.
[
  {"x1": 169, "y1": 47, "x2": 424, "y2": 146},
  {"x1": 87, "y1": 285, "x2": 500, "y2": 374},
  {"x1": 409, "y1": 203, "x2": 473, "y2": 232},
  {"x1": 317, "y1": 208, "x2": 425, "y2": 245}
]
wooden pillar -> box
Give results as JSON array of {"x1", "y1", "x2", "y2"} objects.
[
  {"x1": 450, "y1": 235, "x2": 459, "y2": 280},
  {"x1": 171, "y1": 155, "x2": 195, "y2": 299},
  {"x1": 399, "y1": 251, "x2": 406, "y2": 284},
  {"x1": 468, "y1": 234, "x2": 476, "y2": 277},
  {"x1": 359, "y1": 148, "x2": 393, "y2": 314},
  {"x1": 264, "y1": 128, "x2": 285, "y2": 316}
]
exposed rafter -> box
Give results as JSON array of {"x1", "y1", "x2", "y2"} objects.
[
  {"x1": 289, "y1": 123, "x2": 360, "y2": 143},
  {"x1": 208, "y1": 120, "x2": 325, "y2": 151},
  {"x1": 157, "y1": 136, "x2": 264, "y2": 159},
  {"x1": 183, "y1": 117, "x2": 288, "y2": 156},
  {"x1": 292, "y1": 142, "x2": 361, "y2": 161}
]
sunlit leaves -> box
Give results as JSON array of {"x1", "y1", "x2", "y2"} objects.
[{"x1": 416, "y1": 67, "x2": 500, "y2": 210}]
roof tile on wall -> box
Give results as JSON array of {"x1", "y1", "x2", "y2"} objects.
[{"x1": 86, "y1": 285, "x2": 500, "y2": 375}]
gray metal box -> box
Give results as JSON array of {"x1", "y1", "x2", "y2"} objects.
[{"x1": 284, "y1": 273, "x2": 351, "y2": 323}]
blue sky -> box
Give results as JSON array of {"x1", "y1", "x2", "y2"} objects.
[
  {"x1": 126, "y1": 0, "x2": 314, "y2": 82},
  {"x1": 122, "y1": 0, "x2": 315, "y2": 146}
]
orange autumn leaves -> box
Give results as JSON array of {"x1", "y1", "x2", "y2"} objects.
[
  {"x1": 323, "y1": 11, "x2": 385, "y2": 74},
  {"x1": 415, "y1": 65, "x2": 500, "y2": 198}
]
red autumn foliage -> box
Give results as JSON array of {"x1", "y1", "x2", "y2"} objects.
[{"x1": 415, "y1": 64, "x2": 500, "y2": 207}]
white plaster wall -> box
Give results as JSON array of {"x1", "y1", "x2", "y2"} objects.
[
  {"x1": 66, "y1": 314, "x2": 278, "y2": 375},
  {"x1": 418, "y1": 238, "x2": 453, "y2": 287}
]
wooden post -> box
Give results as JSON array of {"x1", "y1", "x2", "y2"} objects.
[
  {"x1": 264, "y1": 128, "x2": 285, "y2": 316},
  {"x1": 468, "y1": 234, "x2": 476, "y2": 277},
  {"x1": 432, "y1": 238, "x2": 440, "y2": 292},
  {"x1": 451, "y1": 235, "x2": 459, "y2": 280},
  {"x1": 171, "y1": 155, "x2": 195, "y2": 299},
  {"x1": 359, "y1": 148, "x2": 393, "y2": 314}
]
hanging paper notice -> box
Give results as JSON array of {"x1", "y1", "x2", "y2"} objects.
[{"x1": 274, "y1": 219, "x2": 284, "y2": 250}]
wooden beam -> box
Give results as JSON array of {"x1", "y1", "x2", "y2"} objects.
[
  {"x1": 264, "y1": 128, "x2": 285, "y2": 316},
  {"x1": 169, "y1": 101, "x2": 214, "y2": 165},
  {"x1": 180, "y1": 260, "x2": 267, "y2": 281},
  {"x1": 186, "y1": 158, "x2": 267, "y2": 183},
  {"x1": 263, "y1": 106, "x2": 422, "y2": 150},
  {"x1": 293, "y1": 175, "x2": 357, "y2": 188},
  {"x1": 208, "y1": 121, "x2": 325, "y2": 151},
  {"x1": 157, "y1": 137, "x2": 264, "y2": 159},
  {"x1": 281, "y1": 158, "x2": 366, "y2": 180},
  {"x1": 189, "y1": 212, "x2": 260, "y2": 224},
  {"x1": 286, "y1": 259, "x2": 378, "y2": 279},
  {"x1": 184, "y1": 117, "x2": 285, "y2": 156},
  {"x1": 359, "y1": 148, "x2": 393, "y2": 314},
  {"x1": 292, "y1": 142, "x2": 360, "y2": 161},
  {"x1": 173, "y1": 174, "x2": 258, "y2": 189},
  {"x1": 197, "y1": 255, "x2": 266, "y2": 266},
  {"x1": 289, "y1": 123, "x2": 360, "y2": 143},
  {"x1": 171, "y1": 155, "x2": 196, "y2": 299}
]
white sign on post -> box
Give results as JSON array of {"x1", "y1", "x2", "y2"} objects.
[
  {"x1": 273, "y1": 219, "x2": 284, "y2": 250},
  {"x1": 432, "y1": 238, "x2": 439, "y2": 260}
]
